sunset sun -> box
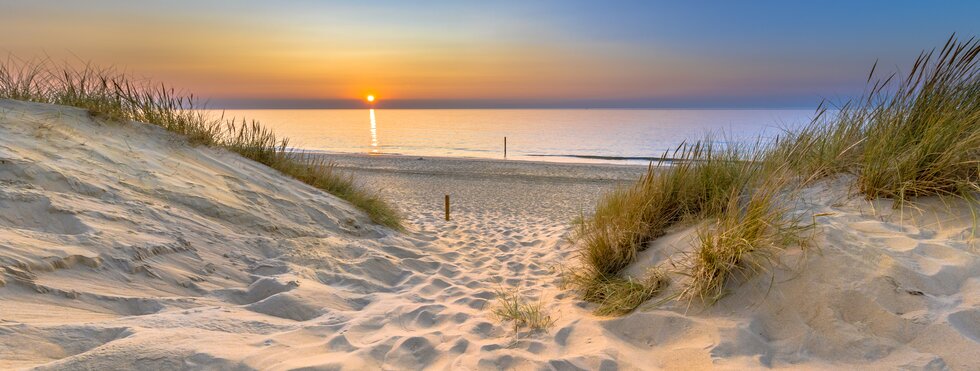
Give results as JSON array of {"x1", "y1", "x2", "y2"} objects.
[{"x1": 366, "y1": 95, "x2": 375, "y2": 103}]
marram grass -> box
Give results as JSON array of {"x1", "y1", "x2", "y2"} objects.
[
  {"x1": 680, "y1": 171, "x2": 811, "y2": 304},
  {"x1": 565, "y1": 268, "x2": 670, "y2": 316},
  {"x1": 490, "y1": 288, "x2": 555, "y2": 332},
  {"x1": 0, "y1": 59, "x2": 401, "y2": 229},
  {"x1": 577, "y1": 140, "x2": 758, "y2": 279},
  {"x1": 857, "y1": 36, "x2": 980, "y2": 204},
  {"x1": 571, "y1": 35, "x2": 980, "y2": 315}
]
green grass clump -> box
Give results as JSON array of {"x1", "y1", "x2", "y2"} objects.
[
  {"x1": 570, "y1": 140, "x2": 765, "y2": 314},
  {"x1": 571, "y1": 35, "x2": 980, "y2": 315},
  {"x1": 578, "y1": 141, "x2": 756, "y2": 279},
  {"x1": 566, "y1": 268, "x2": 670, "y2": 316},
  {"x1": 681, "y1": 174, "x2": 809, "y2": 304},
  {"x1": 0, "y1": 59, "x2": 401, "y2": 229},
  {"x1": 490, "y1": 288, "x2": 555, "y2": 332},
  {"x1": 772, "y1": 35, "x2": 980, "y2": 201}
]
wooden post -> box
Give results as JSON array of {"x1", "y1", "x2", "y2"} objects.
[
  {"x1": 504, "y1": 136, "x2": 507, "y2": 158},
  {"x1": 444, "y1": 194, "x2": 450, "y2": 221}
]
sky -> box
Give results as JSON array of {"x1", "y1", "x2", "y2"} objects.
[{"x1": 2, "y1": 0, "x2": 979, "y2": 108}]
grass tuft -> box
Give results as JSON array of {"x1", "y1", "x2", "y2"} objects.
[
  {"x1": 681, "y1": 173, "x2": 810, "y2": 304},
  {"x1": 0, "y1": 58, "x2": 401, "y2": 229},
  {"x1": 490, "y1": 288, "x2": 555, "y2": 332},
  {"x1": 577, "y1": 140, "x2": 757, "y2": 279},
  {"x1": 857, "y1": 36, "x2": 980, "y2": 205},
  {"x1": 566, "y1": 268, "x2": 670, "y2": 316},
  {"x1": 570, "y1": 139, "x2": 768, "y2": 314}
]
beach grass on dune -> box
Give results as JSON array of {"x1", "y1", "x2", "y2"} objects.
[
  {"x1": 768, "y1": 101, "x2": 867, "y2": 184},
  {"x1": 857, "y1": 38, "x2": 980, "y2": 204},
  {"x1": 577, "y1": 140, "x2": 756, "y2": 278},
  {"x1": 565, "y1": 268, "x2": 670, "y2": 316},
  {"x1": 774, "y1": 36, "x2": 980, "y2": 202},
  {"x1": 0, "y1": 59, "x2": 402, "y2": 229},
  {"x1": 568, "y1": 141, "x2": 793, "y2": 312},
  {"x1": 571, "y1": 35, "x2": 980, "y2": 314},
  {"x1": 681, "y1": 171, "x2": 811, "y2": 304}
]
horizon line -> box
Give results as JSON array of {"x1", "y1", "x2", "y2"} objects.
[
  {"x1": 203, "y1": 98, "x2": 825, "y2": 110},
  {"x1": 203, "y1": 106, "x2": 821, "y2": 110}
]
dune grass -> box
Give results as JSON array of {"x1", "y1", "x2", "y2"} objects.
[
  {"x1": 857, "y1": 37, "x2": 980, "y2": 204},
  {"x1": 773, "y1": 36, "x2": 980, "y2": 202},
  {"x1": 0, "y1": 59, "x2": 402, "y2": 229},
  {"x1": 577, "y1": 141, "x2": 757, "y2": 279},
  {"x1": 567, "y1": 140, "x2": 774, "y2": 313},
  {"x1": 571, "y1": 35, "x2": 980, "y2": 314},
  {"x1": 490, "y1": 288, "x2": 555, "y2": 333},
  {"x1": 566, "y1": 268, "x2": 670, "y2": 316},
  {"x1": 681, "y1": 172, "x2": 811, "y2": 304},
  {"x1": 767, "y1": 101, "x2": 867, "y2": 184}
]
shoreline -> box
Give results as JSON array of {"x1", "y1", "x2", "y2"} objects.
[
  {"x1": 303, "y1": 148, "x2": 666, "y2": 166},
  {"x1": 318, "y1": 152, "x2": 647, "y2": 224},
  {"x1": 317, "y1": 151, "x2": 649, "y2": 182}
]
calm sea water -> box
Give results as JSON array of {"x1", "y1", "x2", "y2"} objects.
[{"x1": 209, "y1": 109, "x2": 817, "y2": 164}]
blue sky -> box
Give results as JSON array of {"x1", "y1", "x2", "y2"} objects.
[{"x1": 2, "y1": 1, "x2": 979, "y2": 108}]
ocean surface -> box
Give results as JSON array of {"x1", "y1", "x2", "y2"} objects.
[{"x1": 210, "y1": 109, "x2": 817, "y2": 164}]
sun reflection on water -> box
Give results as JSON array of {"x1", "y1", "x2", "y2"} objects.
[{"x1": 369, "y1": 108, "x2": 379, "y2": 153}]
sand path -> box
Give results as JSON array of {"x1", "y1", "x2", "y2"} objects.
[{"x1": 308, "y1": 155, "x2": 644, "y2": 369}]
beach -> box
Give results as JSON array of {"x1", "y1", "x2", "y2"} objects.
[
  {"x1": 1, "y1": 100, "x2": 978, "y2": 370},
  {"x1": 327, "y1": 153, "x2": 646, "y2": 221}
]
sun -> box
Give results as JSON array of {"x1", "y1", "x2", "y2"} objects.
[{"x1": 366, "y1": 95, "x2": 375, "y2": 103}]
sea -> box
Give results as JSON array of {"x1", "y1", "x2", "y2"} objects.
[{"x1": 209, "y1": 109, "x2": 818, "y2": 165}]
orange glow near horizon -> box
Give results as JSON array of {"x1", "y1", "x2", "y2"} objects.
[
  {"x1": 0, "y1": 8, "x2": 750, "y2": 105},
  {"x1": 5, "y1": 2, "x2": 977, "y2": 109}
]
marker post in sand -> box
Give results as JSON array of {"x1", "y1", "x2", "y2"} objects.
[
  {"x1": 504, "y1": 137, "x2": 507, "y2": 158},
  {"x1": 445, "y1": 194, "x2": 450, "y2": 221}
]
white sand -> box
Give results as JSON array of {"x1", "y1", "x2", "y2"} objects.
[{"x1": 0, "y1": 99, "x2": 977, "y2": 370}]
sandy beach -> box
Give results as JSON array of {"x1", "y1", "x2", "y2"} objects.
[
  {"x1": 1, "y1": 99, "x2": 978, "y2": 370},
  {"x1": 327, "y1": 152, "x2": 646, "y2": 221}
]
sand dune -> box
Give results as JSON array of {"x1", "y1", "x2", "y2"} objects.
[{"x1": 1, "y1": 99, "x2": 977, "y2": 370}]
